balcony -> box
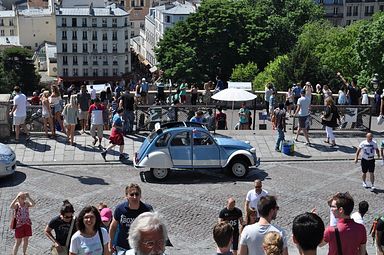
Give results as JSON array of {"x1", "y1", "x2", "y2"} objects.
[
  {"x1": 112, "y1": 37, "x2": 117, "y2": 41},
  {"x1": 62, "y1": 36, "x2": 67, "y2": 40},
  {"x1": 113, "y1": 61, "x2": 118, "y2": 65},
  {"x1": 63, "y1": 61, "x2": 68, "y2": 65},
  {"x1": 93, "y1": 61, "x2": 98, "y2": 65},
  {"x1": 102, "y1": 24, "x2": 107, "y2": 27},
  {"x1": 82, "y1": 23, "x2": 87, "y2": 27},
  {"x1": 103, "y1": 61, "x2": 108, "y2": 65},
  {"x1": 73, "y1": 62, "x2": 78, "y2": 65},
  {"x1": 112, "y1": 24, "x2": 117, "y2": 28},
  {"x1": 83, "y1": 62, "x2": 88, "y2": 65},
  {"x1": 113, "y1": 49, "x2": 117, "y2": 53},
  {"x1": 92, "y1": 37, "x2": 97, "y2": 41},
  {"x1": 103, "y1": 49, "x2": 108, "y2": 53},
  {"x1": 62, "y1": 23, "x2": 67, "y2": 27},
  {"x1": 92, "y1": 24, "x2": 97, "y2": 27}
]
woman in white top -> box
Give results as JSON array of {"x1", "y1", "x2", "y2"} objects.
[
  {"x1": 361, "y1": 88, "x2": 369, "y2": 105},
  {"x1": 322, "y1": 85, "x2": 333, "y2": 105},
  {"x1": 69, "y1": 206, "x2": 109, "y2": 255},
  {"x1": 49, "y1": 85, "x2": 66, "y2": 133},
  {"x1": 62, "y1": 95, "x2": 78, "y2": 145},
  {"x1": 41, "y1": 91, "x2": 55, "y2": 137}
]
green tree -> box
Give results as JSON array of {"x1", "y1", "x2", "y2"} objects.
[
  {"x1": 2, "y1": 47, "x2": 40, "y2": 95},
  {"x1": 253, "y1": 55, "x2": 289, "y2": 90},
  {"x1": 231, "y1": 62, "x2": 259, "y2": 82}
]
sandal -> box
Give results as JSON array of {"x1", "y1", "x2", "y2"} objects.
[{"x1": 324, "y1": 140, "x2": 329, "y2": 143}]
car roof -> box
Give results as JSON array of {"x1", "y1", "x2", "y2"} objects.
[
  {"x1": 160, "y1": 122, "x2": 206, "y2": 129},
  {"x1": 156, "y1": 125, "x2": 208, "y2": 135}
]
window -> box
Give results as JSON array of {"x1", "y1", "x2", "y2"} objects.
[
  {"x1": 102, "y1": 55, "x2": 108, "y2": 65},
  {"x1": 83, "y1": 68, "x2": 88, "y2": 76},
  {"x1": 166, "y1": 15, "x2": 170, "y2": 23},
  {"x1": 63, "y1": 68, "x2": 68, "y2": 76},
  {"x1": 62, "y1": 43, "x2": 67, "y2": 52},
  {"x1": 82, "y1": 18, "x2": 87, "y2": 27},
  {"x1": 140, "y1": 0, "x2": 144, "y2": 6},
  {"x1": 112, "y1": 18, "x2": 117, "y2": 27},
  {"x1": 131, "y1": 31, "x2": 135, "y2": 37},
  {"x1": 0, "y1": 19, "x2": 3, "y2": 26},
  {"x1": 125, "y1": 18, "x2": 128, "y2": 26},
  {"x1": 353, "y1": 6, "x2": 358, "y2": 16},
  {"x1": 10, "y1": 29, "x2": 14, "y2": 36},
  {"x1": 346, "y1": 20, "x2": 351, "y2": 25},
  {"x1": 73, "y1": 68, "x2": 78, "y2": 76},
  {"x1": 155, "y1": 133, "x2": 171, "y2": 147},
  {"x1": 103, "y1": 68, "x2": 108, "y2": 76},
  {"x1": 113, "y1": 43, "x2": 117, "y2": 53},
  {"x1": 83, "y1": 56, "x2": 88, "y2": 65},
  {"x1": 102, "y1": 18, "x2": 107, "y2": 27},
  {"x1": 73, "y1": 56, "x2": 78, "y2": 65},
  {"x1": 93, "y1": 56, "x2": 98, "y2": 65},
  {"x1": 333, "y1": 7, "x2": 338, "y2": 14},
  {"x1": 72, "y1": 18, "x2": 77, "y2": 27},
  {"x1": 103, "y1": 43, "x2": 107, "y2": 52},
  {"x1": 92, "y1": 18, "x2": 97, "y2": 27},
  {"x1": 112, "y1": 31, "x2": 117, "y2": 40},
  {"x1": 93, "y1": 68, "x2": 98, "y2": 77},
  {"x1": 83, "y1": 43, "x2": 88, "y2": 52},
  {"x1": 347, "y1": 6, "x2": 352, "y2": 16},
  {"x1": 72, "y1": 31, "x2": 77, "y2": 40},
  {"x1": 62, "y1": 18, "x2": 67, "y2": 27},
  {"x1": 62, "y1": 30, "x2": 67, "y2": 40},
  {"x1": 380, "y1": 5, "x2": 384, "y2": 11},
  {"x1": 72, "y1": 43, "x2": 77, "y2": 52},
  {"x1": 194, "y1": 132, "x2": 213, "y2": 145},
  {"x1": 82, "y1": 31, "x2": 87, "y2": 40},
  {"x1": 9, "y1": 19, "x2": 13, "y2": 26},
  {"x1": 1, "y1": 30, "x2": 5, "y2": 36},
  {"x1": 92, "y1": 43, "x2": 97, "y2": 52},
  {"x1": 92, "y1": 31, "x2": 97, "y2": 40},
  {"x1": 113, "y1": 68, "x2": 118, "y2": 75},
  {"x1": 171, "y1": 132, "x2": 190, "y2": 146},
  {"x1": 131, "y1": 0, "x2": 135, "y2": 7},
  {"x1": 63, "y1": 56, "x2": 68, "y2": 65},
  {"x1": 125, "y1": 30, "x2": 128, "y2": 39},
  {"x1": 102, "y1": 32, "x2": 107, "y2": 40}
]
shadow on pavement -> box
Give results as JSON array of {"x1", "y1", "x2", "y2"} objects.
[
  {"x1": 125, "y1": 133, "x2": 146, "y2": 142},
  {"x1": 19, "y1": 164, "x2": 109, "y2": 185},
  {"x1": 24, "y1": 139, "x2": 52, "y2": 152},
  {"x1": 292, "y1": 151, "x2": 311, "y2": 158},
  {"x1": 0, "y1": 171, "x2": 26, "y2": 187},
  {"x1": 371, "y1": 188, "x2": 384, "y2": 194},
  {"x1": 139, "y1": 167, "x2": 268, "y2": 184}
]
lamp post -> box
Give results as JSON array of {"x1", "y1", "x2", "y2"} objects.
[{"x1": 371, "y1": 73, "x2": 380, "y2": 90}]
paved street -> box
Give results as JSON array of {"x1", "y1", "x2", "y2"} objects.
[{"x1": 1, "y1": 161, "x2": 382, "y2": 254}]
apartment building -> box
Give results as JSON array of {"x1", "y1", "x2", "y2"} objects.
[{"x1": 56, "y1": 0, "x2": 131, "y2": 85}]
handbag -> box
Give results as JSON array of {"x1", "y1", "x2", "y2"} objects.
[
  {"x1": 335, "y1": 227, "x2": 343, "y2": 255},
  {"x1": 377, "y1": 115, "x2": 384, "y2": 125},
  {"x1": 51, "y1": 216, "x2": 75, "y2": 255},
  {"x1": 10, "y1": 207, "x2": 18, "y2": 230}
]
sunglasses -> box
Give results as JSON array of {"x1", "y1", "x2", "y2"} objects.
[
  {"x1": 129, "y1": 192, "x2": 140, "y2": 197},
  {"x1": 255, "y1": 186, "x2": 262, "y2": 189}
]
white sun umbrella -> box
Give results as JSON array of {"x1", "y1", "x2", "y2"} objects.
[{"x1": 211, "y1": 88, "x2": 257, "y2": 129}]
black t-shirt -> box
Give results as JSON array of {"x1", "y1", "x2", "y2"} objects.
[
  {"x1": 77, "y1": 92, "x2": 91, "y2": 111},
  {"x1": 48, "y1": 215, "x2": 77, "y2": 246},
  {"x1": 348, "y1": 85, "x2": 361, "y2": 105},
  {"x1": 113, "y1": 201, "x2": 153, "y2": 249},
  {"x1": 119, "y1": 92, "x2": 134, "y2": 111},
  {"x1": 218, "y1": 207, "x2": 242, "y2": 234},
  {"x1": 376, "y1": 217, "x2": 384, "y2": 245}
]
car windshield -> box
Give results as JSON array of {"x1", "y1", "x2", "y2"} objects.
[{"x1": 148, "y1": 130, "x2": 160, "y2": 143}]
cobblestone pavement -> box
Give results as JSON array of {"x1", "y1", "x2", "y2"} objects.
[{"x1": 1, "y1": 161, "x2": 381, "y2": 254}]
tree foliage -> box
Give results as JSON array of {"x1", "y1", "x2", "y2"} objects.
[
  {"x1": 230, "y1": 62, "x2": 258, "y2": 82},
  {"x1": 156, "y1": 0, "x2": 323, "y2": 83},
  {"x1": 1, "y1": 47, "x2": 40, "y2": 94}
]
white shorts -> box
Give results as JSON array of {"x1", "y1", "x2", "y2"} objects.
[
  {"x1": 13, "y1": 116, "x2": 26, "y2": 126},
  {"x1": 90, "y1": 124, "x2": 103, "y2": 138},
  {"x1": 78, "y1": 110, "x2": 88, "y2": 120}
]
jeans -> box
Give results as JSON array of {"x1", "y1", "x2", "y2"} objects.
[
  {"x1": 123, "y1": 110, "x2": 134, "y2": 133},
  {"x1": 275, "y1": 128, "x2": 285, "y2": 150},
  {"x1": 325, "y1": 126, "x2": 335, "y2": 141}
]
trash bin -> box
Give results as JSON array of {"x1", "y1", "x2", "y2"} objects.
[{"x1": 282, "y1": 140, "x2": 294, "y2": 155}]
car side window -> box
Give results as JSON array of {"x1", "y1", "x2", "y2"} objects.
[
  {"x1": 170, "y1": 131, "x2": 190, "y2": 146},
  {"x1": 155, "y1": 133, "x2": 171, "y2": 147},
  {"x1": 194, "y1": 132, "x2": 214, "y2": 146}
]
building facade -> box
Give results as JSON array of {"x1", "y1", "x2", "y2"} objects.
[{"x1": 56, "y1": 1, "x2": 131, "y2": 85}]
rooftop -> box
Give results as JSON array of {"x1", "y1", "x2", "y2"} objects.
[
  {"x1": 0, "y1": 36, "x2": 20, "y2": 45},
  {"x1": 57, "y1": 4, "x2": 128, "y2": 16},
  {"x1": 18, "y1": 8, "x2": 52, "y2": 16},
  {"x1": 152, "y1": 1, "x2": 196, "y2": 15},
  {"x1": 129, "y1": 7, "x2": 149, "y2": 21},
  {"x1": 0, "y1": 10, "x2": 15, "y2": 17}
]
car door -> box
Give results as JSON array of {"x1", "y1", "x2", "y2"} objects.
[
  {"x1": 192, "y1": 130, "x2": 220, "y2": 168},
  {"x1": 169, "y1": 131, "x2": 192, "y2": 168}
]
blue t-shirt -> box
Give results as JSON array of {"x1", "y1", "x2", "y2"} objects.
[
  {"x1": 113, "y1": 201, "x2": 153, "y2": 249},
  {"x1": 190, "y1": 116, "x2": 204, "y2": 123},
  {"x1": 141, "y1": 82, "x2": 149, "y2": 93},
  {"x1": 113, "y1": 113, "x2": 123, "y2": 126}
]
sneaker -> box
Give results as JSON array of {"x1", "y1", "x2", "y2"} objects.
[
  {"x1": 101, "y1": 150, "x2": 107, "y2": 161},
  {"x1": 275, "y1": 148, "x2": 281, "y2": 152},
  {"x1": 305, "y1": 142, "x2": 311, "y2": 146},
  {"x1": 119, "y1": 154, "x2": 125, "y2": 161},
  {"x1": 362, "y1": 182, "x2": 368, "y2": 188},
  {"x1": 371, "y1": 186, "x2": 376, "y2": 191}
]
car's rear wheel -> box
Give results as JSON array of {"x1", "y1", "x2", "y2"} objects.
[
  {"x1": 150, "y1": 168, "x2": 169, "y2": 180},
  {"x1": 229, "y1": 159, "x2": 249, "y2": 178}
]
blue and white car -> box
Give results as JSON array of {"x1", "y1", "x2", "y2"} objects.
[
  {"x1": 134, "y1": 122, "x2": 260, "y2": 180},
  {"x1": 0, "y1": 143, "x2": 16, "y2": 177}
]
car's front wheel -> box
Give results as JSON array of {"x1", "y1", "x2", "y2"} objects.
[
  {"x1": 150, "y1": 168, "x2": 169, "y2": 180},
  {"x1": 228, "y1": 159, "x2": 249, "y2": 178}
]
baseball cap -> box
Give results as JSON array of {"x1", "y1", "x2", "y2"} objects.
[{"x1": 100, "y1": 208, "x2": 113, "y2": 222}]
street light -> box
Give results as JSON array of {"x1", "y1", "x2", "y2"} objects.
[{"x1": 371, "y1": 73, "x2": 380, "y2": 90}]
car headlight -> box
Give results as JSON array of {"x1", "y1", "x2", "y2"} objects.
[
  {"x1": 250, "y1": 148, "x2": 256, "y2": 154},
  {"x1": 0, "y1": 154, "x2": 14, "y2": 162}
]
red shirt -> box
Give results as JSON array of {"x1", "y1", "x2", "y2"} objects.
[{"x1": 324, "y1": 218, "x2": 366, "y2": 255}]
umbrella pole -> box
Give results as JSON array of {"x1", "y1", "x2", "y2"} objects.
[{"x1": 231, "y1": 101, "x2": 234, "y2": 130}]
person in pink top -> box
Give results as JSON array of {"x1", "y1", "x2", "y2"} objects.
[
  {"x1": 320, "y1": 192, "x2": 366, "y2": 255},
  {"x1": 10, "y1": 192, "x2": 36, "y2": 255},
  {"x1": 88, "y1": 97, "x2": 105, "y2": 148}
]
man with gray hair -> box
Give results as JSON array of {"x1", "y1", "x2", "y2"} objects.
[{"x1": 125, "y1": 212, "x2": 168, "y2": 255}]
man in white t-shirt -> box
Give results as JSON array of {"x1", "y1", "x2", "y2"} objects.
[
  {"x1": 355, "y1": 133, "x2": 380, "y2": 191},
  {"x1": 294, "y1": 89, "x2": 311, "y2": 145},
  {"x1": 239, "y1": 195, "x2": 288, "y2": 255},
  {"x1": 244, "y1": 180, "x2": 268, "y2": 221},
  {"x1": 9, "y1": 86, "x2": 29, "y2": 141},
  {"x1": 88, "y1": 97, "x2": 105, "y2": 147},
  {"x1": 89, "y1": 85, "x2": 97, "y2": 100}
]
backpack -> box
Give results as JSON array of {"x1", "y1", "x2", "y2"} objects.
[{"x1": 369, "y1": 216, "x2": 384, "y2": 242}]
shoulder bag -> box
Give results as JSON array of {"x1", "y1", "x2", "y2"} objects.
[
  {"x1": 51, "y1": 216, "x2": 75, "y2": 255},
  {"x1": 98, "y1": 227, "x2": 104, "y2": 254},
  {"x1": 10, "y1": 206, "x2": 18, "y2": 230},
  {"x1": 335, "y1": 227, "x2": 343, "y2": 255}
]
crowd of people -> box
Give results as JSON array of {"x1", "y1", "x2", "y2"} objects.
[{"x1": 9, "y1": 180, "x2": 379, "y2": 255}]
